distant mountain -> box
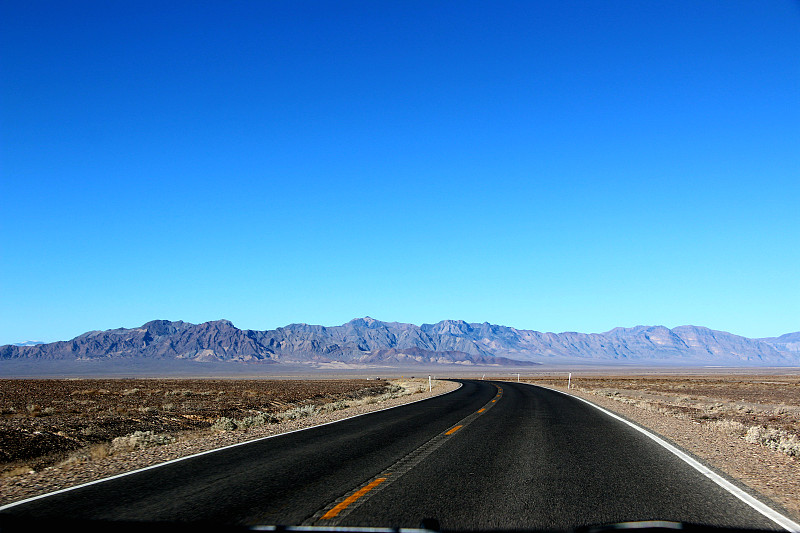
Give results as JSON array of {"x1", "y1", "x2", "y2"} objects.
[
  {"x1": 760, "y1": 332, "x2": 800, "y2": 354},
  {"x1": 12, "y1": 340, "x2": 45, "y2": 347},
  {"x1": 1, "y1": 320, "x2": 273, "y2": 363},
  {"x1": 2, "y1": 318, "x2": 798, "y2": 366}
]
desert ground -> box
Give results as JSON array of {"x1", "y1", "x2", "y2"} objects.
[{"x1": 0, "y1": 378, "x2": 388, "y2": 467}]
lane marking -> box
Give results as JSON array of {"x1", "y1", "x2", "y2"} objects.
[
  {"x1": 0, "y1": 382, "x2": 463, "y2": 513},
  {"x1": 320, "y1": 477, "x2": 388, "y2": 519},
  {"x1": 306, "y1": 383, "x2": 502, "y2": 525},
  {"x1": 531, "y1": 383, "x2": 800, "y2": 533}
]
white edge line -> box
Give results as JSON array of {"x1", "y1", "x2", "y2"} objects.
[
  {"x1": 524, "y1": 382, "x2": 800, "y2": 533},
  {"x1": 0, "y1": 381, "x2": 463, "y2": 512}
]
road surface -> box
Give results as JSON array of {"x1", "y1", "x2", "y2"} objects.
[{"x1": 0, "y1": 380, "x2": 791, "y2": 531}]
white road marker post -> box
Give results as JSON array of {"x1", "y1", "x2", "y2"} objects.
[
  {"x1": 517, "y1": 373, "x2": 520, "y2": 382},
  {"x1": 568, "y1": 372, "x2": 572, "y2": 389},
  {"x1": 428, "y1": 375, "x2": 432, "y2": 392}
]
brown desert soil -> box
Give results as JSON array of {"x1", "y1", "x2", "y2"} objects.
[
  {"x1": 516, "y1": 374, "x2": 800, "y2": 522},
  {"x1": 0, "y1": 377, "x2": 459, "y2": 506}
]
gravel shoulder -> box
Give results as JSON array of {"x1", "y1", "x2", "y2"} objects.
[
  {"x1": 0, "y1": 379, "x2": 460, "y2": 507},
  {"x1": 535, "y1": 383, "x2": 800, "y2": 523}
]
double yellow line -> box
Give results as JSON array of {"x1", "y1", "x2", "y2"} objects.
[
  {"x1": 312, "y1": 384, "x2": 503, "y2": 524},
  {"x1": 320, "y1": 477, "x2": 389, "y2": 519}
]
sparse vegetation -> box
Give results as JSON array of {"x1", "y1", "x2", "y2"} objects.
[
  {"x1": 111, "y1": 431, "x2": 175, "y2": 453},
  {"x1": 208, "y1": 381, "x2": 415, "y2": 431},
  {"x1": 744, "y1": 425, "x2": 800, "y2": 457}
]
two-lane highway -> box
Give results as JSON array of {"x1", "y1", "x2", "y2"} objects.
[
  {"x1": 0, "y1": 380, "x2": 793, "y2": 531},
  {"x1": 337, "y1": 381, "x2": 788, "y2": 530}
]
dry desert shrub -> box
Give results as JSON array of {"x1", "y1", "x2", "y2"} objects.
[
  {"x1": 210, "y1": 417, "x2": 238, "y2": 431},
  {"x1": 323, "y1": 399, "x2": 350, "y2": 411},
  {"x1": 744, "y1": 426, "x2": 800, "y2": 457},
  {"x1": 706, "y1": 418, "x2": 747, "y2": 435},
  {"x1": 277, "y1": 404, "x2": 320, "y2": 421},
  {"x1": 111, "y1": 431, "x2": 174, "y2": 453}
]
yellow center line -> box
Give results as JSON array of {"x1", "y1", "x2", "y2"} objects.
[
  {"x1": 318, "y1": 385, "x2": 503, "y2": 522},
  {"x1": 320, "y1": 477, "x2": 387, "y2": 519}
]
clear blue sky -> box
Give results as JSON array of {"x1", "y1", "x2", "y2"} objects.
[{"x1": 2, "y1": 1, "x2": 799, "y2": 345}]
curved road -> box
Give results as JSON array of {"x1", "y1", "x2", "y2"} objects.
[{"x1": 0, "y1": 380, "x2": 790, "y2": 531}]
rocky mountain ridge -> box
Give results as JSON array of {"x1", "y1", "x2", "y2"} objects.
[
  {"x1": 2, "y1": 317, "x2": 798, "y2": 366},
  {"x1": 759, "y1": 332, "x2": 800, "y2": 354}
]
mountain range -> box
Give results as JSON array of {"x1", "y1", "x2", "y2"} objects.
[{"x1": 2, "y1": 317, "x2": 799, "y2": 367}]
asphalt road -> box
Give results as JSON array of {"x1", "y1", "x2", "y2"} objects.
[{"x1": 0, "y1": 380, "x2": 789, "y2": 531}]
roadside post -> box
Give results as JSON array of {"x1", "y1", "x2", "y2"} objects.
[
  {"x1": 568, "y1": 372, "x2": 572, "y2": 389},
  {"x1": 428, "y1": 375, "x2": 432, "y2": 392}
]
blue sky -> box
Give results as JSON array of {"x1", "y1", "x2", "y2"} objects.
[{"x1": 2, "y1": 1, "x2": 799, "y2": 345}]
